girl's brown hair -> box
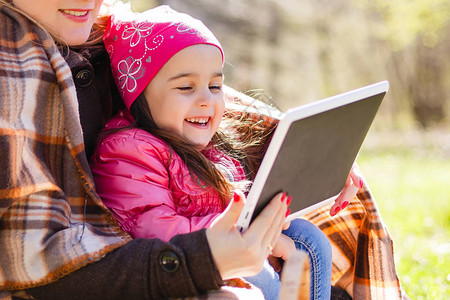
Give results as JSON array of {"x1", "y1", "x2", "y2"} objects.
[
  {"x1": 127, "y1": 94, "x2": 240, "y2": 206},
  {"x1": 99, "y1": 92, "x2": 273, "y2": 207}
]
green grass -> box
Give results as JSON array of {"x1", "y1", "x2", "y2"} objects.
[{"x1": 357, "y1": 133, "x2": 450, "y2": 299}]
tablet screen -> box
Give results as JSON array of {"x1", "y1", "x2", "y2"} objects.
[{"x1": 248, "y1": 91, "x2": 386, "y2": 224}]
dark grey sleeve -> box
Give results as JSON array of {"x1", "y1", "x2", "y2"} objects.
[{"x1": 27, "y1": 229, "x2": 224, "y2": 300}]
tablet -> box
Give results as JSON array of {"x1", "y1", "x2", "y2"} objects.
[{"x1": 236, "y1": 81, "x2": 389, "y2": 232}]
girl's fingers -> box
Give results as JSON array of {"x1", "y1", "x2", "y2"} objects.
[
  {"x1": 282, "y1": 220, "x2": 291, "y2": 231},
  {"x1": 331, "y1": 164, "x2": 363, "y2": 216},
  {"x1": 350, "y1": 163, "x2": 364, "y2": 189},
  {"x1": 330, "y1": 183, "x2": 359, "y2": 216},
  {"x1": 330, "y1": 173, "x2": 351, "y2": 215}
]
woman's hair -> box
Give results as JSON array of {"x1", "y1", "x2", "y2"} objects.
[
  {"x1": 0, "y1": 0, "x2": 50, "y2": 38},
  {"x1": 84, "y1": 0, "x2": 130, "y2": 46},
  {"x1": 83, "y1": 15, "x2": 110, "y2": 46}
]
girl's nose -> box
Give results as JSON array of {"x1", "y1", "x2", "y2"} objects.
[{"x1": 197, "y1": 89, "x2": 214, "y2": 107}]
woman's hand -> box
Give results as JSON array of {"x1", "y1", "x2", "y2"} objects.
[
  {"x1": 330, "y1": 162, "x2": 364, "y2": 216},
  {"x1": 206, "y1": 190, "x2": 288, "y2": 280}
]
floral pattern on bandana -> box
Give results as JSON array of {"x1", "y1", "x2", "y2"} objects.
[
  {"x1": 117, "y1": 56, "x2": 145, "y2": 93},
  {"x1": 104, "y1": 5, "x2": 224, "y2": 109},
  {"x1": 122, "y1": 22, "x2": 154, "y2": 47}
]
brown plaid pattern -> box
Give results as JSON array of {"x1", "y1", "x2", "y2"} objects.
[
  {"x1": 223, "y1": 86, "x2": 405, "y2": 299},
  {"x1": 0, "y1": 4, "x2": 129, "y2": 295}
]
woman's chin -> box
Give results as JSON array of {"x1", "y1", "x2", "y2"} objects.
[{"x1": 56, "y1": 29, "x2": 92, "y2": 46}]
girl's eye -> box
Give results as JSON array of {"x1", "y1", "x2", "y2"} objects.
[
  {"x1": 209, "y1": 85, "x2": 222, "y2": 91},
  {"x1": 177, "y1": 86, "x2": 192, "y2": 91}
]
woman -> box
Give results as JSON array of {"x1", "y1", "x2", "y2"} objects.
[{"x1": 0, "y1": 1, "x2": 289, "y2": 299}]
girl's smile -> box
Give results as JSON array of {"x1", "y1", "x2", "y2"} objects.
[{"x1": 185, "y1": 117, "x2": 211, "y2": 128}]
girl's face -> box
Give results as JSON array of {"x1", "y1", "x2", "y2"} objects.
[
  {"x1": 12, "y1": 0, "x2": 104, "y2": 46},
  {"x1": 144, "y1": 44, "x2": 224, "y2": 150}
]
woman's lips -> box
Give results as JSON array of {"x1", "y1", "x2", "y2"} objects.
[{"x1": 59, "y1": 9, "x2": 90, "y2": 23}]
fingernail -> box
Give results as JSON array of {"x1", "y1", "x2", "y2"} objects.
[
  {"x1": 285, "y1": 209, "x2": 291, "y2": 217},
  {"x1": 334, "y1": 206, "x2": 341, "y2": 214},
  {"x1": 281, "y1": 192, "x2": 286, "y2": 202},
  {"x1": 342, "y1": 201, "x2": 348, "y2": 209},
  {"x1": 286, "y1": 196, "x2": 292, "y2": 206},
  {"x1": 359, "y1": 179, "x2": 364, "y2": 188},
  {"x1": 233, "y1": 192, "x2": 240, "y2": 202}
]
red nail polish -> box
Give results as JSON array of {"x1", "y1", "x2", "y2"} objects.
[
  {"x1": 335, "y1": 206, "x2": 341, "y2": 214},
  {"x1": 285, "y1": 209, "x2": 291, "y2": 217},
  {"x1": 359, "y1": 179, "x2": 364, "y2": 188},
  {"x1": 286, "y1": 196, "x2": 292, "y2": 206},
  {"x1": 233, "y1": 192, "x2": 240, "y2": 202},
  {"x1": 342, "y1": 201, "x2": 348, "y2": 209},
  {"x1": 281, "y1": 192, "x2": 286, "y2": 202}
]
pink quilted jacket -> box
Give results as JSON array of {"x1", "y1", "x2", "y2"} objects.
[{"x1": 91, "y1": 110, "x2": 246, "y2": 241}]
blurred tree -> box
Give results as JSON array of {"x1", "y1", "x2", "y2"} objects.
[
  {"x1": 128, "y1": 0, "x2": 450, "y2": 128},
  {"x1": 365, "y1": 0, "x2": 450, "y2": 127},
  {"x1": 129, "y1": 0, "x2": 158, "y2": 12}
]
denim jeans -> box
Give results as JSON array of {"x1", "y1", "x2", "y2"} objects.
[{"x1": 245, "y1": 218, "x2": 332, "y2": 300}]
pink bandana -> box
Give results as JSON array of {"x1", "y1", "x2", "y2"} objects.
[{"x1": 104, "y1": 5, "x2": 224, "y2": 109}]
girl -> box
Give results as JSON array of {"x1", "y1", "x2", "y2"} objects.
[
  {"x1": 0, "y1": 0, "x2": 289, "y2": 299},
  {"x1": 91, "y1": 6, "x2": 332, "y2": 299}
]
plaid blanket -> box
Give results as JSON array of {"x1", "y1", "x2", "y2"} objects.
[
  {"x1": 0, "y1": 3, "x2": 405, "y2": 298},
  {"x1": 0, "y1": 4, "x2": 130, "y2": 297},
  {"x1": 223, "y1": 86, "x2": 406, "y2": 299},
  {"x1": 0, "y1": 5, "x2": 270, "y2": 300}
]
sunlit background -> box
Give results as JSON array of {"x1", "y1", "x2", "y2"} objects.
[{"x1": 124, "y1": 1, "x2": 449, "y2": 298}]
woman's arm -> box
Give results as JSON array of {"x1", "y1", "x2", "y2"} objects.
[
  {"x1": 27, "y1": 230, "x2": 222, "y2": 300},
  {"x1": 27, "y1": 191, "x2": 289, "y2": 299}
]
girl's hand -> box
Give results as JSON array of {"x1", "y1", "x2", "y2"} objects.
[
  {"x1": 206, "y1": 190, "x2": 288, "y2": 280},
  {"x1": 330, "y1": 163, "x2": 364, "y2": 216},
  {"x1": 268, "y1": 233, "x2": 296, "y2": 272}
]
